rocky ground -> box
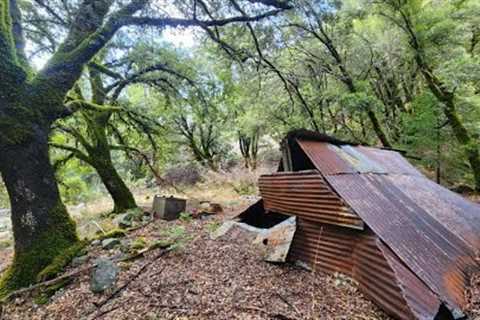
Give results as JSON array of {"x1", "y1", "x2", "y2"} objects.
[{"x1": 0, "y1": 210, "x2": 390, "y2": 320}]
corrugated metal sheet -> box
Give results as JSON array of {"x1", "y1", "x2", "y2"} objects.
[
  {"x1": 259, "y1": 170, "x2": 364, "y2": 230},
  {"x1": 325, "y1": 173, "x2": 476, "y2": 309},
  {"x1": 388, "y1": 175, "x2": 480, "y2": 252},
  {"x1": 297, "y1": 139, "x2": 423, "y2": 177},
  {"x1": 356, "y1": 146, "x2": 423, "y2": 177},
  {"x1": 288, "y1": 219, "x2": 441, "y2": 320},
  {"x1": 295, "y1": 140, "x2": 356, "y2": 175},
  {"x1": 378, "y1": 242, "x2": 444, "y2": 320}
]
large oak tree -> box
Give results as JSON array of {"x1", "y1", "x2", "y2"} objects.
[{"x1": 0, "y1": 0, "x2": 290, "y2": 294}]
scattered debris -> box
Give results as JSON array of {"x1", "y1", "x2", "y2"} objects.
[
  {"x1": 465, "y1": 270, "x2": 480, "y2": 319},
  {"x1": 90, "y1": 258, "x2": 119, "y2": 293},
  {"x1": 199, "y1": 202, "x2": 223, "y2": 215}
]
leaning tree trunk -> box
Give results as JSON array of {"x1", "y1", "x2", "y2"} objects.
[
  {"x1": 0, "y1": 125, "x2": 78, "y2": 294},
  {"x1": 91, "y1": 151, "x2": 137, "y2": 213}
]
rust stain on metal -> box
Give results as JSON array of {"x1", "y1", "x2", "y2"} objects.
[
  {"x1": 325, "y1": 173, "x2": 476, "y2": 309},
  {"x1": 259, "y1": 170, "x2": 364, "y2": 230},
  {"x1": 295, "y1": 140, "x2": 356, "y2": 175},
  {"x1": 243, "y1": 130, "x2": 480, "y2": 320},
  {"x1": 288, "y1": 219, "x2": 440, "y2": 320}
]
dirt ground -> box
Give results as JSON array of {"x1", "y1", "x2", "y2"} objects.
[{"x1": 0, "y1": 212, "x2": 390, "y2": 320}]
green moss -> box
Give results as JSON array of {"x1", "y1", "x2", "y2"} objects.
[
  {"x1": 33, "y1": 278, "x2": 73, "y2": 305},
  {"x1": 0, "y1": 201, "x2": 79, "y2": 299},
  {"x1": 36, "y1": 241, "x2": 87, "y2": 282},
  {"x1": 131, "y1": 237, "x2": 147, "y2": 250},
  {"x1": 95, "y1": 228, "x2": 127, "y2": 241},
  {"x1": 148, "y1": 239, "x2": 173, "y2": 250}
]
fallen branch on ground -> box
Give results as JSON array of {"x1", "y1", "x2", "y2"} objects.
[
  {"x1": 0, "y1": 242, "x2": 171, "y2": 304},
  {"x1": 275, "y1": 292, "x2": 302, "y2": 318},
  {"x1": 89, "y1": 249, "x2": 170, "y2": 319}
]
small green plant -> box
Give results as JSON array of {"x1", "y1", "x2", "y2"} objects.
[
  {"x1": 158, "y1": 225, "x2": 192, "y2": 251},
  {"x1": 205, "y1": 221, "x2": 221, "y2": 233},
  {"x1": 179, "y1": 212, "x2": 193, "y2": 223},
  {"x1": 231, "y1": 180, "x2": 257, "y2": 196}
]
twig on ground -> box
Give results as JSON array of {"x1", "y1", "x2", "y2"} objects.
[
  {"x1": 0, "y1": 241, "x2": 170, "y2": 304},
  {"x1": 236, "y1": 305, "x2": 297, "y2": 320},
  {"x1": 89, "y1": 249, "x2": 170, "y2": 319},
  {"x1": 0, "y1": 265, "x2": 95, "y2": 303},
  {"x1": 275, "y1": 292, "x2": 302, "y2": 318}
]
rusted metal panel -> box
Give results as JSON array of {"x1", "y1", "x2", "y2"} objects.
[
  {"x1": 325, "y1": 173, "x2": 477, "y2": 310},
  {"x1": 356, "y1": 146, "x2": 423, "y2": 177},
  {"x1": 254, "y1": 131, "x2": 480, "y2": 319},
  {"x1": 378, "y1": 241, "x2": 444, "y2": 320},
  {"x1": 259, "y1": 170, "x2": 364, "y2": 230},
  {"x1": 288, "y1": 219, "x2": 441, "y2": 320},
  {"x1": 297, "y1": 140, "x2": 423, "y2": 177},
  {"x1": 388, "y1": 175, "x2": 480, "y2": 252},
  {"x1": 296, "y1": 140, "x2": 356, "y2": 175}
]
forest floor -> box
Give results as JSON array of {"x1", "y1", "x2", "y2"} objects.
[
  {"x1": 0, "y1": 172, "x2": 479, "y2": 320},
  {"x1": 0, "y1": 205, "x2": 390, "y2": 320}
]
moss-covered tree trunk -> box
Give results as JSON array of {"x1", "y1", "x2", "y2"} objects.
[
  {"x1": 91, "y1": 150, "x2": 137, "y2": 213},
  {"x1": 86, "y1": 67, "x2": 137, "y2": 213},
  {"x1": 0, "y1": 0, "x2": 289, "y2": 294},
  {"x1": 0, "y1": 125, "x2": 78, "y2": 293}
]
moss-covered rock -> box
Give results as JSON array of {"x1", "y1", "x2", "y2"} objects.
[{"x1": 95, "y1": 228, "x2": 127, "y2": 241}]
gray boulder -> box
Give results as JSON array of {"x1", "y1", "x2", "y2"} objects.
[
  {"x1": 101, "y1": 238, "x2": 120, "y2": 250},
  {"x1": 90, "y1": 258, "x2": 119, "y2": 293}
]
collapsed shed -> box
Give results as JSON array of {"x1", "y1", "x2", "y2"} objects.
[{"x1": 242, "y1": 129, "x2": 480, "y2": 320}]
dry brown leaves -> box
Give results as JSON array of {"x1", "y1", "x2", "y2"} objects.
[{"x1": 1, "y1": 215, "x2": 390, "y2": 320}]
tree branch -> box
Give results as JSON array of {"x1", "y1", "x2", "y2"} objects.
[
  {"x1": 49, "y1": 143, "x2": 92, "y2": 165},
  {"x1": 122, "y1": 9, "x2": 284, "y2": 29}
]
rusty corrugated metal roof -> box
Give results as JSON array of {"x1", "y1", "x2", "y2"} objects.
[
  {"x1": 243, "y1": 131, "x2": 480, "y2": 319},
  {"x1": 297, "y1": 137, "x2": 480, "y2": 315},
  {"x1": 288, "y1": 219, "x2": 442, "y2": 320},
  {"x1": 259, "y1": 170, "x2": 364, "y2": 230},
  {"x1": 325, "y1": 173, "x2": 475, "y2": 309},
  {"x1": 389, "y1": 175, "x2": 480, "y2": 252},
  {"x1": 296, "y1": 140, "x2": 356, "y2": 175},
  {"x1": 297, "y1": 139, "x2": 424, "y2": 177}
]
